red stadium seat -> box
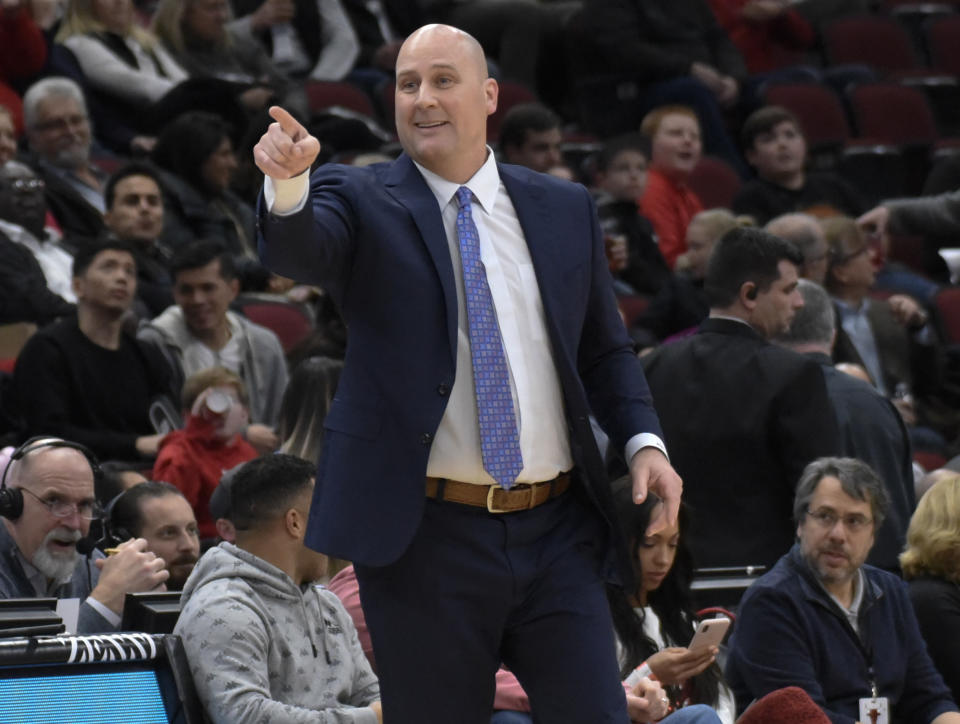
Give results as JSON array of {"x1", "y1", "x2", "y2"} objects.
[
  {"x1": 822, "y1": 14, "x2": 922, "y2": 74},
  {"x1": 762, "y1": 83, "x2": 852, "y2": 151},
  {"x1": 233, "y1": 298, "x2": 314, "y2": 355},
  {"x1": 686, "y1": 156, "x2": 742, "y2": 210}
]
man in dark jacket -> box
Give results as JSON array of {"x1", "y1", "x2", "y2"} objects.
[{"x1": 726, "y1": 457, "x2": 959, "y2": 724}]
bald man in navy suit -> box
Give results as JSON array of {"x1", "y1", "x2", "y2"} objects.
[{"x1": 254, "y1": 24, "x2": 683, "y2": 724}]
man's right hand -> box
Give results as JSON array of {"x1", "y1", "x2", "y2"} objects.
[
  {"x1": 135, "y1": 433, "x2": 164, "y2": 458},
  {"x1": 254, "y1": 106, "x2": 321, "y2": 180},
  {"x1": 90, "y1": 538, "x2": 169, "y2": 615}
]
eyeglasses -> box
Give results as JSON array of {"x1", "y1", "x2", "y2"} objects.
[
  {"x1": 805, "y1": 507, "x2": 873, "y2": 533},
  {"x1": 8, "y1": 179, "x2": 44, "y2": 192},
  {"x1": 20, "y1": 487, "x2": 102, "y2": 520}
]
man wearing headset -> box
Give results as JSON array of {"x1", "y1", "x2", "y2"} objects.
[{"x1": 0, "y1": 438, "x2": 169, "y2": 632}]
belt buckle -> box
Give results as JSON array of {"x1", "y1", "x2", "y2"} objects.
[{"x1": 486, "y1": 485, "x2": 509, "y2": 513}]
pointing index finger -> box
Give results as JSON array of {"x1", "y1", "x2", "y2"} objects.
[{"x1": 269, "y1": 105, "x2": 307, "y2": 142}]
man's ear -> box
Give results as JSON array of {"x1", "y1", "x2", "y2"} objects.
[
  {"x1": 228, "y1": 277, "x2": 240, "y2": 302},
  {"x1": 284, "y1": 508, "x2": 305, "y2": 539},
  {"x1": 740, "y1": 281, "x2": 759, "y2": 307},
  {"x1": 71, "y1": 275, "x2": 84, "y2": 299},
  {"x1": 484, "y1": 77, "x2": 498, "y2": 117}
]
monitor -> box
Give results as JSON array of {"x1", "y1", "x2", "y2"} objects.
[
  {"x1": 0, "y1": 633, "x2": 204, "y2": 724},
  {"x1": 121, "y1": 592, "x2": 182, "y2": 635},
  {"x1": 0, "y1": 599, "x2": 64, "y2": 639}
]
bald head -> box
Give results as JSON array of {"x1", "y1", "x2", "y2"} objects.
[
  {"x1": 765, "y1": 213, "x2": 828, "y2": 284},
  {"x1": 394, "y1": 24, "x2": 498, "y2": 183},
  {"x1": 398, "y1": 24, "x2": 487, "y2": 78}
]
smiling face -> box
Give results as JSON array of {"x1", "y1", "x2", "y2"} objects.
[
  {"x1": 650, "y1": 113, "x2": 702, "y2": 179},
  {"x1": 395, "y1": 25, "x2": 498, "y2": 183},
  {"x1": 27, "y1": 94, "x2": 91, "y2": 171},
  {"x1": 138, "y1": 493, "x2": 200, "y2": 590},
  {"x1": 173, "y1": 258, "x2": 238, "y2": 337}
]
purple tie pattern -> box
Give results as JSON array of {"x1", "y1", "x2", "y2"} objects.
[{"x1": 455, "y1": 186, "x2": 523, "y2": 490}]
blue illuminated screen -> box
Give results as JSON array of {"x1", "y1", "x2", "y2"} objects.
[{"x1": 0, "y1": 669, "x2": 169, "y2": 723}]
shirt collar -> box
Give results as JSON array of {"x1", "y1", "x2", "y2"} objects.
[
  {"x1": 834, "y1": 297, "x2": 871, "y2": 316},
  {"x1": 413, "y1": 147, "x2": 501, "y2": 214}
]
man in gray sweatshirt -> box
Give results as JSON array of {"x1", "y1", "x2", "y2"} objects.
[{"x1": 174, "y1": 454, "x2": 381, "y2": 723}]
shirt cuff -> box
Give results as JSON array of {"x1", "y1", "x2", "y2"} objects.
[
  {"x1": 84, "y1": 596, "x2": 122, "y2": 628},
  {"x1": 625, "y1": 433, "x2": 669, "y2": 464},
  {"x1": 264, "y1": 170, "x2": 310, "y2": 216}
]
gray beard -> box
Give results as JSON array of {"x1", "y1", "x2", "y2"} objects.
[
  {"x1": 32, "y1": 529, "x2": 81, "y2": 583},
  {"x1": 50, "y1": 146, "x2": 90, "y2": 171}
]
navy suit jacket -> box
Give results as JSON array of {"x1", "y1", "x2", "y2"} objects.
[{"x1": 258, "y1": 154, "x2": 663, "y2": 567}]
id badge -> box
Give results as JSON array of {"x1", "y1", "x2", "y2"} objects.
[{"x1": 859, "y1": 696, "x2": 889, "y2": 724}]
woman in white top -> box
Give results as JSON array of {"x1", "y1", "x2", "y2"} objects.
[{"x1": 607, "y1": 482, "x2": 737, "y2": 724}]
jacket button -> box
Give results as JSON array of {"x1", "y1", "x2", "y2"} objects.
[
  {"x1": 437, "y1": 383, "x2": 450, "y2": 396},
  {"x1": 420, "y1": 432, "x2": 433, "y2": 445}
]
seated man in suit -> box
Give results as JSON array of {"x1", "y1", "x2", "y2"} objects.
[
  {"x1": 643, "y1": 226, "x2": 840, "y2": 570},
  {"x1": 21, "y1": 77, "x2": 107, "y2": 239},
  {"x1": 822, "y1": 216, "x2": 950, "y2": 451},
  {"x1": 726, "y1": 456, "x2": 960, "y2": 724},
  {"x1": 775, "y1": 279, "x2": 915, "y2": 573},
  {"x1": 175, "y1": 454, "x2": 382, "y2": 724},
  {"x1": 0, "y1": 438, "x2": 168, "y2": 632}
]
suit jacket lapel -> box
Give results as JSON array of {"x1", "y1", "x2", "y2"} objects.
[{"x1": 383, "y1": 154, "x2": 459, "y2": 359}]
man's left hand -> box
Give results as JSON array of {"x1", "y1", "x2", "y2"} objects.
[
  {"x1": 630, "y1": 447, "x2": 682, "y2": 535},
  {"x1": 888, "y1": 294, "x2": 928, "y2": 330}
]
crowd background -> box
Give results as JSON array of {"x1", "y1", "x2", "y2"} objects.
[{"x1": 4, "y1": 0, "x2": 960, "y2": 721}]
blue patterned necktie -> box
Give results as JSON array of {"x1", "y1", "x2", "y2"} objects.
[{"x1": 455, "y1": 186, "x2": 523, "y2": 490}]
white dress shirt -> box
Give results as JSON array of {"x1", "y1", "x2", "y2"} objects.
[{"x1": 265, "y1": 152, "x2": 666, "y2": 483}]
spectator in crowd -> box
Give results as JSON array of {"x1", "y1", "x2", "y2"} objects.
[
  {"x1": 901, "y1": 474, "x2": 960, "y2": 703},
  {"x1": 592, "y1": 133, "x2": 672, "y2": 297},
  {"x1": 95, "y1": 461, "x2": 148, "y2": 504},
  {"x1": 733, "y1": 106, "x2": 865, "y2": 226},
  {"x1": 174, "y1": 454, "x2": 382, "y2": 724},
  {"x1": 152, "y1": 366, "x2": 258, "y2": 540},
  {"x1": 572, "y1": 0, "x2": 748, "y2": 175},
  {"x1": 277, "y1": 355, "x2": 342, "y2": 463},
  {"x1": 151, "y1": 112, "x2": 257, "y2": 258},
  {"x1": 13, "y1": 239, "x2": 172, "y2": 461},
  {"x1": 775, "y1": 279, "x2": 915, "y2": 573},
  {"x1": 0, "y1": 229, "x2": 74, "y2": 326},
  {"x1": 0, "y1": 438, "x2": 169, "y2": 632},
  {"x1": 138, "y1": 239, "x2": 287, "y2": 443},
  {"x1": 0, "y1": 104, "x2": 16, "y2": 164},
  {"x1": 821, "y1": 216, "x2": 948, "y2": 449},
  {"x1": 642, "y1": 227, "x2": 840, "y2": 569},
  {"x1": 607, "y1": 483, "x2": 736, "y2": 722},
  {"x1": 634, "y1": 209, "x2": 748, "y2": 344},
  {"x1": 102, "y1": 163, "x2": 175, "y2": 318},
  {"x1": 151, "y1": 0, "x2": 310, "y2": 120},
  {"x1": 726, "y1": 457, "x2": 960, "y2": 724},
  {"x1": 498, "y1": 103, "x2": 563, "y2": 174},
  {"x1": 21, "y1": 77, "x2": 106, "y2": 239},
  {"x1": 764, "y1": 212, "x2": 828, "y2": 284},
  {"x1": 0, "y1": 160, "x2": 77, "y2": 303},
  {"x1": 229, "y1": 0, "x2": 360, "y2": 83},
  {"x1": 107, "y1": 480, "x2": 200, "y2": 590},
  {"x1": 706, "y1": 0, "x2": 814, "y2": 74},
  {"x1": 639, "y1": 106, "x2": 705, "y2": 269}
]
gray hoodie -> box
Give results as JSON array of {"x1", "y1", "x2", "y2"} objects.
[{"x1": 175, "y1": 543, "x2": 380, "y2": 724}]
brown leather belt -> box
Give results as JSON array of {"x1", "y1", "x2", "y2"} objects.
[{"x1": 425, "y1": 473, "x2": 571, "y2": 513}]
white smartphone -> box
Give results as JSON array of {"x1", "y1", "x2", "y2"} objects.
[{"x1": 688, "y1": 616, "x2": 731, "y2": 651}]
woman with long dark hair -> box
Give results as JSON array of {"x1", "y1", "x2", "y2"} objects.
[{"x1": 608, "y1": 481, "x2": 736, "y2": 723}]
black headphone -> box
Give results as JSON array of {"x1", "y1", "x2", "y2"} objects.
[{"x1": 0, "y1": 437, "x2": 103, "y2": 520}]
